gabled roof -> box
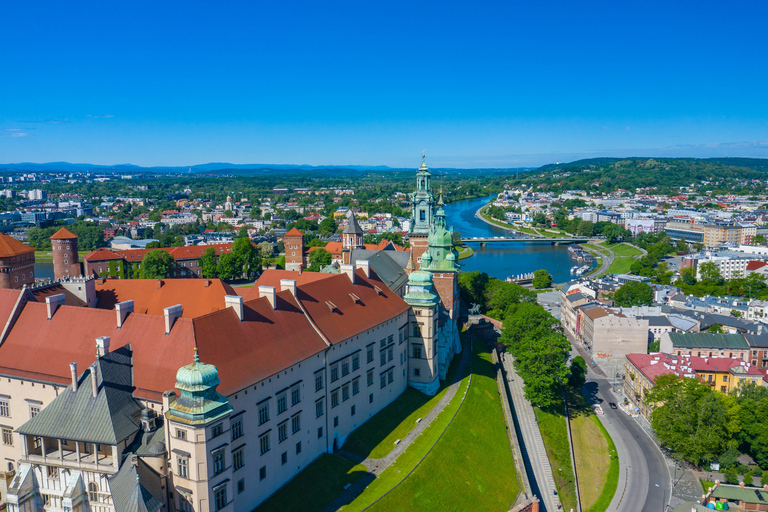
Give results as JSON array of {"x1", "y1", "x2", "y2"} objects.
[
  {"x1": 667, "y1": 332, "x2": 748, "y2": 349},
  {"x1": 0, "y1": 233, "x2": 34, "y2": 258},
  {"x1": 16, "y1": 347, "x2": 142, "y2": 444},
  {"x1": 349, "y1": 249, "x2": 409, "y2": 292},
  {"x1": 109, "y1": 460, "x2": 164, "y2": 512},
  {"x1": 95, "y1": 278, "x2": 236, "y2": 317},
  {"x1": 50, "y1": 227, "x2": 78, "y2": 240},
  {"x1": 746, "y1": 260, "x2": 768, "y2": 271}
]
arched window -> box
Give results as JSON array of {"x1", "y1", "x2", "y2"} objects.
[{"x1": 88, "y1": 482, "x2": 98, "y2": 502}]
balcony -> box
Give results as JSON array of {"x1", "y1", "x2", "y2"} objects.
[{"x1": 22, "y1": 437, "x2": 116, "y2": 473}]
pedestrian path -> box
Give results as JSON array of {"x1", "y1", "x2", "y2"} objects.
[
  {"x1": 501, "y1": 353, "x2": 560, "y2": 512},
  {"x1": 321, "y1": 338, "x2": 473, "y2": 512}
]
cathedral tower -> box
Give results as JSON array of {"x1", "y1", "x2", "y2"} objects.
[{"x1": 409, "y1": 155, "x2": 435, "y2": 269}]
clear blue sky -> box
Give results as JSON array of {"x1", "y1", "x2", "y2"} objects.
[{"x1": 2, "y1": 0, "x2": 767, "y2": 168}]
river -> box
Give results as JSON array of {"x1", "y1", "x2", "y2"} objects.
[{"x1": 443, "y1": 196, "x2": 578, "y2": 283}]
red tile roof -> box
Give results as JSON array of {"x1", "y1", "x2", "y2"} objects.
[
  {"x1": 84, "y1": 243, "x2": 234, "y2": 262},
  {"x1": 50, "y1": 227, "x2": 78, "y2": 240},
  {"x1": 746, "y1": 260, "x2": 767, "y2": 271},
  {"x1": 95, "y1": 278, "x2": 236, "y2": 317},
  {"x1": 285, "y1": 227, "x2": 304, "y2": 237},
  {"x1": 0, "y1": 234, "x2": 35, "y2": 258},
  {"x1": 626, "y1": 352, "x2": 763, "y2": 385}
]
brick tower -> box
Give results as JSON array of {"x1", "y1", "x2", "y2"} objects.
[
  {"x1": 0, "y1": 233, "x2": 35, "y2": 289},
  {"x1": 50, "y1": 227, "x2": 82, "y2": 280},
  {"x1": 284, "y1": 227, "x2": 305, "y2": 271}
]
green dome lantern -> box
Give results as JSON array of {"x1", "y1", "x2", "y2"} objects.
[
  {"x1": 403, "y1": 270, "x2": 439, "y2": 306},
  {"x1": 167, "y1": 348, "x2": 232, "y2": 426}
]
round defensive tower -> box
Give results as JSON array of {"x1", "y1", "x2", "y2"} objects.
[{"x1": 50, "y1": 227, "x2": 80, "y2": 280}]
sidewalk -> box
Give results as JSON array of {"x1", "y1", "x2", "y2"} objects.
[{"x1": 501, "y1": 352, "x2": 560, "y2": 512}]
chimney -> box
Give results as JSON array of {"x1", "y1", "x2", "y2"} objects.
[
  {"x1": 96, "y1": 336, "x2": 111, "y2": 357},
  {"x1": 280, "y1": 279, "x2": 297, "y2": 296},
  {"x1": 157, "y1": 279, "x2": 164, "y2": 289},
  {"x1": 204, "y1": 279, "x2": 211, "y2": 287},
  {"x1": 225, "y1": 295, "x2": 244, "y2": 321},
  {"x1": 739, "y1": 481, "x2": 745, "y2": 488},
  {"x1": 259, "y1": 286, "x2": 277, "y2": 309},
  {"x1": 164, "y1": 304, "x2": 183, "y2": 334},
  {"x1": 340, "y1": 264, "x2": 355, "y2": 284},
  {"x1": 162, "y1": 390, "x2": 176, "y2": 413},
  {"x1": 90, "y1": 363, "x2": 98, "y2": 398},
  {"x1": 69, "y1": 362, "x2": 78, "y2": 392},
  {"x1": 46, "y1": 294, "x2": 66, "y2": 319},
  {"x1": 356, "y1": 260, "x2": 370, "y2": 278},
  {"x1": 115, "y1": 300, "x2": 134, "y2": 328}
]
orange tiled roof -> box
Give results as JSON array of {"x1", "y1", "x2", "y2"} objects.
[
  {"x1": 84, "y1": 243, "x2": 234, "y2": 263},
  {"x1": 285, "y1": 227, "x2": 304, "y2": 237},
  {"x1": 50, "y1": 227, "x2": 78, "y2": 240},
  {"x1": 95, "y1": 278, "x2": 237, "y2": 317},
  {"x1": 0, "y1": 234, "x2": 34, "y2": 258}
]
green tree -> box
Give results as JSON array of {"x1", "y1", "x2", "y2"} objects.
[
  {"x1": 724, "y1": 466, "x2": 739, "y2": 485},
  {"x1": 680, "y1": 267, "x2": 697, "y2": 285},
  {"x1": 762, "y1": 470, "x2": 768, "y2": 487},
  {"x1": 533, "y1": 213, "x2": 547, "y2": 226},
  {"x1": 458, "y1": 271, "x2": 490, "y2": 309},
  {"x1": 223, "y1": 209, "x2": 234, "y2": 218},
  {"x1": 699, "y1": 261, "x2": 724, "y2": 284},
  {"x1": 259, "y1": 241, "x2": 274, "y2": 259},
  {"x1": 231, "y1": 237, "x2": 260, "y2": 279},
  {"x1": 200, "y1": 247, "x2": 218, "y2": 278},
  {"x1": 613, "y1": 281, "x2": 654, "y2": 306},
  {"x1": 645, "y1": 374, "x2": 730, "y2": 465},
  {"x1": 569, "y1": 356, "x2": 588, "y2": 389},
  {"x1": 307, "y1": 248, "x2": 332, "y2": 272},
  {"x1": 318, "y1": 217, "x2": 337, "y2": 237},
  {"x1": 753, "y1": 234, "x2": 766, "y2": 245},
  {"x1": 532, "y1": 269, "x2": 553, "y2": 289},
  {"x1": 140, "y1": 250, "x2": 174, "y2": 279},
  {"x1": 216, "y1": 252, "x2": 239, "y2": 280},
  {"x1": 237, "y1": 225, "x2": 250, "y2": 239}
]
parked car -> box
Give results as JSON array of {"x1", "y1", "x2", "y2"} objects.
[
  {"x1": 609, "y1": 402, "x2": 618, "y2": 409},
  {"x1": 593, "y1": 405, "x2": 604, "y2": 415}
]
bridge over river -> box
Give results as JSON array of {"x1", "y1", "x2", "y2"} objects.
[{"x1": 460, "y1": 235, "x2": 594, "y2": 245}]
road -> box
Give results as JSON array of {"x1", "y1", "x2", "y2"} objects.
[{"x1": 538, "y1": 294, "x2": 672, "y2": 512}]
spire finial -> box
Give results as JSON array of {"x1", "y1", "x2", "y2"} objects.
[
  {"x1": 422, "y1": 149, "x2": 426, "y2": 163},
  {"x1": 193, "y1": 347, "x2": 199, "y2": 363}
]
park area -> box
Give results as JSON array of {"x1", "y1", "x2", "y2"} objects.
[
  {"x1": 256, "y1": 338, "x2": 520, "y2": 512},
  {"x1": 602, "y1": 242, "x2": 643, "y2": 275}
]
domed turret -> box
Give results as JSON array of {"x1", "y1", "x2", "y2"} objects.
[
  {"x1": 403, "y1": 270, "x2": 439, "y2": 306},
  {"x1": 167, "y1": 348, "x2": 232, "y2": 426}
]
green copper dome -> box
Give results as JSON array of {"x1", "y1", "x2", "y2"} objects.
[
  {"x1": 404, "y1": 270, "x2": 439, "y2": 306},
  {"x1": 167, "y1": 349, "x2": 232, "y2": 426}
]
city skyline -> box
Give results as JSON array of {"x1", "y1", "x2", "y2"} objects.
[{"x1": 2, "y1": 0, "x2": 768, "y2": 168}]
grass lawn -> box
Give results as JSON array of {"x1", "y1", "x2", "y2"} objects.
[
  {"x1": 606, "y1": 257, "x2": 635, "y2": 275},
  {"x1": 457, "y1": 245, "x2": 474, "y2": 260},
  {"x1": 535, "y1": 397, "x2": 577, "y2": 512},
  {"x1": 600, "y1": 242, "x2": 642, "y2": 258},
  {"x1": 700, "y1": 480, "x2": 716, "y2": 493},
  {"x1": 567, "y1": 388, "x2": 618, "y2": 512},
  {"x1": 254, "y1": 454, "x2": 368, "y2": 512},
  {"x1": 343, "y1": 349, "x2": 462, "y2": 460},
  {"x1": 363, "y1": 340, "x2": 520, "y2": 512}
]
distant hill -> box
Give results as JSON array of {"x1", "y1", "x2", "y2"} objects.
[{"x1": 528, "y1": 157, "x2": 768, "y2": 193}]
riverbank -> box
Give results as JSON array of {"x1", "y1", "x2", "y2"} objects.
[
  {"x1": 474, "y1": 199, "x2": 513, "y2": 230},
  {"x1": 457, "y1": 245, "x2": 474, "y2": 260}
]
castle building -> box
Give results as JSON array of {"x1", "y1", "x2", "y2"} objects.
[
  {"x1": 0, "y1": 233, "x2": 35, "y2": 289},
  {"x1": 0, "y1": 158, "x2": 463, "y2": 512},
  {"x1": 51, "y1": 227, "x2": 82, "y2": 280},
  {"x1": 408, "y1": 157, "x2": 435, "y2": 269},
  {"x1": 341, "y1": 212, "x2": 364, "y2": 264}
]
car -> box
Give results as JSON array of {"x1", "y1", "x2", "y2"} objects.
[
  {"x1": 609, "y1": 402, "x2": 617, "y2": 409},
  {"x1": 593, "y1": 405, "x2": 604, "y2": 415}
]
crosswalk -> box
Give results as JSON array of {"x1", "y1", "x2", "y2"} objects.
[{"x1": 502, "y1": 354, "x2": 561, "y2": 512}]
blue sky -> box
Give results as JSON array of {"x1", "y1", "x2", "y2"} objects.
[{"x1": 2, "y1": 0, "x2": 768, "y2": 168}]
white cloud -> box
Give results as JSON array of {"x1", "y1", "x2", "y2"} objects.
[{"x1": 86, "y1": 114, "x2": 115, "y2": 119}]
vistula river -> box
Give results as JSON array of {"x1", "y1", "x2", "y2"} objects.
[
  {"x1": 33, "y1": 196, "x2": 579, "y2": 283},
  {"x1": 444, "y1": 196, "x2": 577, "y2": 283}
]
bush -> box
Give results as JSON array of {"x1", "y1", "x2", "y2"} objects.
[{"x1": 724, "y1": 466, "x2": 739, "y2": 484}]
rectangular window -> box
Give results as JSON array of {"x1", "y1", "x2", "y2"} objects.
[
  {"x1": 352, "y1": 354, "x2": 360, "y2": 371},
  {"x1": 318, "y1": 426, "x2": 323, "y2": 439},
  {"x1": 331, "y1": 364, "x2": 339, "y2": 382},
  {"x1": 291, "y1": 413, "x2": 301, "y2": 434},
  {"x1": 237, "y1": 479, "x2": 245, "y2": 494},
  {"x1": 281, "y1": 451, "x2": 287, "y2": 465},
  {"x1": 277, "y1": 393, "x2": 287, "y2": 415},
  {"x1": 316, "y1": 399, "x2": 324, "y2": 418},
  {"x1": 258, "y1": 402, "x2": 270, "y2": 425},
  {"x1": 233, "y1": 447, "x2": 244, "y2": 471},
  {"x1": 352, "y1": 378, "x2": 360, "y2": 396},
  {"x1": 388, "y1": 369, "x2": 394, "y2": 385},
  {"x1": 177, "y1": 457, "x2": 188, "y2": 478},
  {"x1": 399, "y1": 332, "x2": 403, "y2": 344},
  {"x1": 333, "y1": 416, "x2": 339, "y2": 428},
  {"x1": 388, "y1": 346, "x2": 394, "y2": 362},
  {"x1": 213, "y1": 449, "x2": 225, "y2": 475},
  {"x1": 2, "y1": 428, "x2": 13, "y2": 446},
  {"x1": 260, "y1": 432, "x2": 271, "y2": 455},
  {"x1": 413, "y1": 346, "x2": 422, "y2": 359},
  {"x1": 388, "y1": 334, "x2": 394, "y2": 345},
  {"x1": 380, "y1": 350, "x2": 386, "y2": 366},
  {"x1": 380, "y1": 374, "x2": 386, "y2": 389},
  {"x1": 296, "y1": 441, "x2": 302, "y2": 455},
  {"x1": 278, "y1": 422, "x2": 288, "y2": 443},
  {"x1": 342, "y1": 383, "x2": 350, "y2": 402},
  {"x1": 291, "y1": 385, "x2": 301, "y2": 406},
  {"x1": 214, "y1": 485, "x2": 227, "y2": 511},
  {"x1": 369, "y1": 393, "x2": 374, "y2": 404},
  {"x1": 231, "y1": 418, "x2": 243, "y2": 440},
  {"x1": 366, "y1": 344, "x2": 374, "y2": 364},
  {"x1": 380, "y1": 338, "x2": 386, "y2": 348},
  {"x1": 367, "y1": 369, "x2": 374, "y2": 387},
  {"x1": 351, "y1": 405, "x2": 356, "y2": 417},
  {"x1": 331, "y1": 389, "x2": 339, "y2": 408},
  {"x1": 259, "y1": 466, "x2": 266, "y2": 480},
  {"x1": 176, "y1": 429, "x2": 187, "y2": 440},
  {"x1": 0, "y1": 400, "x2": 9, "y2": 418},
  {"x1": 341, "y1": 360, "x2": 349, "y2": 377},
  {"x1": 414, "y1": 368, "x2": 421, "y2": 377},
  {"x1": 315, "y1": 372, "x2": 324, "y2": 392},
  {"x1": 211, "y1": 423, "x2": 223, "y2": 438},
  {"x1": 29, "y1": 406, "x2": 40, "y2": 418}
]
